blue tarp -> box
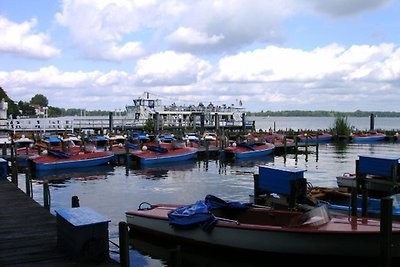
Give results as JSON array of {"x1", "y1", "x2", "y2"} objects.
[{"x1": 167, "y1": 195, "x2": 250, "y2": 231}]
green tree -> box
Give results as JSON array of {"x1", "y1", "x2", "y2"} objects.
[
  {"x1": 17, "y1": 101, "x2": 36, "y2": 116},
  {"x1": 331, "y1": 116, "x2": 352, "y2": 136},
  {"x1": 144, "y1": 118, "x2": 154, "y2": 134},
  {"x1": 30, "y1": 94, "x2": 48, "y2": 107},
  {"x1": 48, "y1": 106, "x2": 62, "y2": 117}
]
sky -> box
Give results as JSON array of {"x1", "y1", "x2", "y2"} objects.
[{"x1": 0, "y1": 0, "x2": 399, "y2": 112}]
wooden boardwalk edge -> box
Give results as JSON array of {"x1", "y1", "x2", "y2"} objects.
[{"x1": 0, "y1": 179, "x2": 120, "y2": 267}]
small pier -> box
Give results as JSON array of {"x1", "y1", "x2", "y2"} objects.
[{"x1": 0, "y1": 179, "x2": 120, "y2": 266}]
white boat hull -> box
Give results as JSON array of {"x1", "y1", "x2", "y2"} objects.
[{"x1": 126, "y1": 205, "x2": 400, "y2": 258}]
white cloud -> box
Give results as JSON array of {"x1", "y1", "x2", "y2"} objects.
[
  {"x1": 0, "y1": 66, "x2": 133, "y2": 109},
  {"x1": 0, "y1": 16, "x2": 60, "y2": 59},
  {"x1": 87, "y1": 42, "x2": 144, "y2": 62},
  {"x1": 52, "y1": 0, "x2": 395, "y2": 60},
  {"x1": 55, "y1": 0, "x2": 160, "y2": 61},
  {"x1": 215, "y1": 43, "x2": 400, "y2": 83},
  {"x1": 134, "y1": 51, "x2": 212, "y2": 86},
  {"x1": 167, "y1": 27, "x2": 224, "y2": 46},
  {"x1": 54, "y1": 0, "x2": 294, "y2": 58}
]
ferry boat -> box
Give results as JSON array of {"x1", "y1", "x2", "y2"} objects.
[{"x1": 125, "y1": 92, "x2": 252, "y2": 129}]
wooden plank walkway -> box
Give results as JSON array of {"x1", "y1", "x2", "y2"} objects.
[{"x1": 0, "y1": 179, "x2": 121, "y2": 267}]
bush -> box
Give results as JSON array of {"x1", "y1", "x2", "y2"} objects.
[{"x1": 332, "y1": 116, "x2": 352, "y2": 136}]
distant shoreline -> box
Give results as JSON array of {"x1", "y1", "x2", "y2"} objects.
[{"x1": 247, "y1": 111, "x2": 400, "y2": 118}]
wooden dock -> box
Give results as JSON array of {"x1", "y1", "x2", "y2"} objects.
[{"x1": 0, "y1": 179, "x2": 121, "y2": 267}]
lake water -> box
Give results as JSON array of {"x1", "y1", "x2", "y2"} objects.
[
  {"x1": 250, "y1": 116, "x2": 400, "y2": 131},
  {"x1": 13, "y1": 117, "x2": 400, "y2": 267}
]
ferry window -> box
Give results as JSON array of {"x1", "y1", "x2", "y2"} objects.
[
  {"x1": 135, "y1": 113, "x2": 140, "y2": 120},
  {"x1": 148, "y1": 100, "x2": 154, "y2": 108}
]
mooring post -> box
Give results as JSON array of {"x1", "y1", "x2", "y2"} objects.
[
  {"x1": 304, "y1": 134, "x2": 308, "y2": 162},
  {"x1": 72, "y1": 195, "x2": 80, "y2": 208},
  {"x1": 43, "y1": 181, "x2": 50, "y2": 210},
  {"x1": 380, "y1": 197, "x2": 393, "y2": 267},
  {"x1": 351, "y1": 187, "x2": 357, "y2": 216},
  {"x1": 119, "y1": 221, "x2": 130, "y2": 267},
  {"x1": 283, "y1": 136, "x2": 287, "y2": 156},
  {"x1": 25, "y1": 169, "x2": 31, "y2": 198}
]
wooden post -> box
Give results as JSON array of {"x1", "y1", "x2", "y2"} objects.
[
  {"x1": 25, "y1": 169, "x2": 32, "y2": 198},
  {"x1": 352, "y1": 160, "x2": 360, "y2": 216},
  {"x1": 72, "y1": 195, "x2": 80, "y2": 208},
  {"x1": 305, "y1": 135, "x2": 308, "y2": 162},
  {"x1": 351, "y1": 187, "x2": 357, "y2": 216},
  {"x1": 43, "y1": 182, "x2": 50, "y2": 210},
  {"x1": 119, "y1": 221, "x2": 130, "y2": 267},
  {"x1": 380, "y1": 197, "x2": 392, "y2": 267},
  {"x1": 294, "y1": 136, "x2": 298, "y2": 161},
  {"x1": 283, "y1": 136, "x2": 287, "y2": 157}
]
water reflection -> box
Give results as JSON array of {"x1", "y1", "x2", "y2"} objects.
[
  {"x1": 31, "y1": 164, "x2": 115, "y2": 183},
  {"x1": 130, "y1": 233, "x2": 273, "y2": 267},
  {"x1": 223, "y1": 154, "x2": 274, "y2": 168},
  {"x1": 129, "y1": 232, "x2": 380, "y2": 267},
  {"x1": 130, "y1": 159, "x2": 197, "y2": 180}
]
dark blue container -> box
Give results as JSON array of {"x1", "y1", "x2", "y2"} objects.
[
  {"x1": 258, "y1": 166, "x2": 306, "y2": 195},
  {"x1": 56, "y1": 207, "x2": 111, "y2": 262},
  {"x1": 358, "y1": 154, "x2": 400, "y2": 177}
]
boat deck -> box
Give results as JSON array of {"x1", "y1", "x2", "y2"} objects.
[{"x1": 0, "y1": 179, "x2": 120, "y2": 267}]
